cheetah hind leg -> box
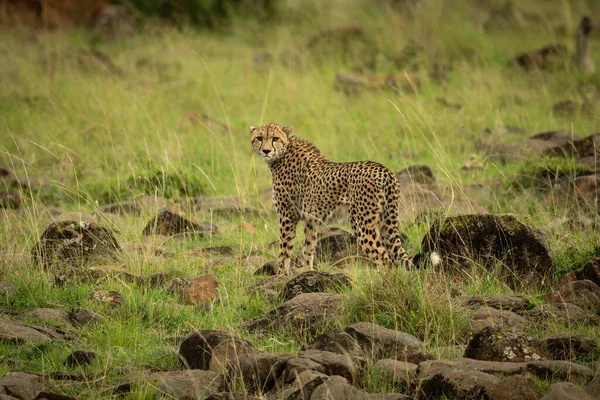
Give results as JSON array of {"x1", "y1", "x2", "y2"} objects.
[{"x1": 351, "y1": 204, "x2": 394, "y2": 269}]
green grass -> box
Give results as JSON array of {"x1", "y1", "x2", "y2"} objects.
[{"x1": 1, "y1": 0, "x2": 600, "y2": 397}]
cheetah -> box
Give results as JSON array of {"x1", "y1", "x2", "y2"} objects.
[{"x1": 250, "y1": 123, "x2": 440, "y2": 275}]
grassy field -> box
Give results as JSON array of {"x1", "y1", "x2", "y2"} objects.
[{"x1": 1, "y1": 0, "x2": 600, "y2": 398}]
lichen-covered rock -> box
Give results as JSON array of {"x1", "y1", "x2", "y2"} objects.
[
  {"x1": 31, "y1": 221, "x2": 120, "y2": 268},
  {"x1": 421, "y1": 214, "x2": 554, "y2": 288},
  {"x1": 142, "y1": 208, "x2": 217, "y2": 236},
  {"x1": 281, "y1": 271, "x2": 351, "y2": 301},
  {"x1": 464, "y1": 326, "x2": 549, "y2": 362}
]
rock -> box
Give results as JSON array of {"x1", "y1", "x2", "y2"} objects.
[
  {"x1": 314, "y1": 228, "x2": 359, "y2": 265},
  {"x1": 142, "y1": 208, "x2": 216, "y2": 237},
  {"x1": 345, "y1": 322, "x2": 423, "y2": 360},
  {"x1": 372, "y1": 359, "x2": 417, "y2": 387},
  {"x1": 587, "y1": 373, "x2": 600, "y2": 397},
  {"x1": 197, "y1": 246, "x2": 234, "y2": 257},
  {"x1": 464, "y1": 326, "x2": 549, "y2": 362},
  {"x1": 31, "y1": 221, "x2": 120, "y2": 268},
  {"x1": 69, "y1": 309, "x2": 103, "y2": 327},
  {"x1": 0, "y1": 371, "x2": 45, "y2": 400},
  {"x1": 540, "y1": 334, "x2": 598, "y2": 361},
  {"x1": 282, "y1": 357, "x2": 327, "y2": 382},
  {"x1": 228, "y1": 352, "x2": 292, "y2": 394},
  {"x1": 527, "y1": 360, "x2": 594, "y2": 384},
  {"x1": 179, "y1": 330, "x2": 252, "y2": 373},
  {"x1": 541, "y1": 382, "x2": 593, "y2": 400},
  {"x1": 301, "y1": 332, "x2": 363, "y2": 358},
  {"x1": 417, "y1": 358, "x2": 528, "y2": 378},
  {"x1": 248, "y1": 274, "x2": 288, "y2": 301},
  {"x1": 395, "y1": 165, "x2": 436, "y2": 186},
  {"x1": 281, "y1": 271, "x2": 351, "y2": 301},
  {"x1": 64, "y1": 351, "x2": 96, "y2": 367},
  {"x1": 548, "y1": 175, "x2": 600, "y2": 212},
  {"x1": 527, "y1": 303, "x2": 599, "y2": 324},
  {"x1": 543, "y1": 133, "x2": 600, "y2": 158},
  {"x1": 548, "y1": 280, "x2": 600, "y2": 312},
  {"x1": 457, "y1": 295, "x2": 531, "y2": 311},
  {"x1": 333, "y1": 71, "x2": 419, "y2": 94},
  {"x1": 98, "y1": 201, "x2": 141, "y2": 216},
  {"x1": 115, "y1": 370, "x2": 225, "y2": 398},
  {"x1": 253, "y1": 261, "x2": 280, "y2": 276},
  {"x1": 421, "y1": 214, "x2": 555, "y2": 288},
  {"x1": 479, "y1": 131, "x2": 577, "y2": 163},
  {"x1": 392, "y1": 348, "x2": 436, "y2": 365},
  {"x1": 89, "y1": 290, "x2": 123, "y2": 307},
  {"x1": 181, "y1": 275, "x2": 219, "y2": 307},
  {"x1": 26, "y1": 309, "x2": 71, "y2": 325},
  {"x1": 486, "y1": 375, "x2": 541, "y2": 400},
  {"x1": 0, "y1": 191, "x2": 21, "y2": 209},
  {"x1": 298, "y1": 350, "x2": 359, "y2": 384},
  {"x1": 308, "y1": 375, "x2": 369, "y2": 400},
  {"x1": 468, "y1": 306, "x2": 529, "y2": 333},
  {"x1": 574, "y1": 258, "x2": 600, "y2": 287},
  {"x1": 0, "y1": 318, "x2": 69, "y2": 344},
  {"x1": 0, "y1": 282, "x2": 16, "y2": 300},
  {"x1": 418, "y1": 369, "x2": 501, "y2": 400},
  {"x1": 36, "y1": 391, "x2": 75, "y2": 400},
  {"x1": 243, "y1": 293, "x2": 346, "y2": 336},
  {"x1": 511, "y1": 44, "x2": 569, "y2": 71},
  {"x1": 166, "y1": 277, "x2": 191, "y2": 296},
  {"x1": 205, "y1": 394, "x2": 259, "y2": 400},
  {"x1": 272, "y1": 369, "x2": 330, "y2": 400}
]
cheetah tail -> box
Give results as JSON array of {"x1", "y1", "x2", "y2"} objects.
[{"x1": 411, "y1": 251, "x2": 441, "y2": 269}]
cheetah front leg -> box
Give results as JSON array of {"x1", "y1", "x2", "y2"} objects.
[
  {"x1": 278, "y1": 213, "x2": 298, "y2": 275},
  {"x1": 302, "y1": 220, "x2": 320, "y2": 271}
]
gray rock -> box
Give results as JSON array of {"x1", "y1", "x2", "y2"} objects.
[
  {"x1": 64, "y1": 351, "x2": 96, "y2": 367},
  {"x1": 308, "y1": 375, "x2": 368, "y2": 400},
  {"x1": 345, "y1": 322, "x2": 423, "y2": 359},
  {"x1": 142, "y1": 208, "x2": 217, "y2": 237},
  {"x1": 0, "y1": 371, "x2": 45, "y2": 400},
  {"x1": 548, "y1": 280, "x2": 600, "y2": 312},
  {"x1": 372, "y1": 359, "x2": 418, "y2": 387},
  {"x1": 395, "y1": 165, "x2": 436, "y2": 186},
  {"x1": 243, "y1": 293, "x2": 346, "y2": 336},
  {"x1": 298, "y1": 350, "x2": 359, "y2": 384},
  {"x1": 69, "y1": 309, "x2": 103, "y2": 327},
  {"x1": 25, "y1": 309, "x2": 71, "y2": 325},
  {"x1": 281, "y1": 271, "x2": 351, "y2": 301},
  {"x1": 465, "y1": 326, "x2": 549, "y2": 362},
  {"x1": 540, "y1": 334, "x2": 598, "y2": 361},
  {"x1": 457, "y1": 295, "x2": 531, "y2": 311},
  {"x1": 418, "y1": 369, "x2": 501, "y2": 400},
  {"x1": 417, "y1": 358, "x2": 527, "y2": 378},
  {"x1": 526, "y1": 360, "x2": 595, "y2": 385},
  {"x1": 228, "y1": 352, "x2": 292, "y2": 394},
  {"x1": 0, "y1": 318, "x2": 68, "y2": 344},
  {"x1": 0, "y1": 282, "x2": 16, "y2": 300},
  {"x1": 469, "y1": 306, "x2": 529, "y2": 333},
  {"x1": 541, "y1": 382, "x2": 593, "y2": 400},
  {"x1": 486, "y1": 375, "x2": 541, "y2": 400},
  {"x1": 179, "y1": 330, "x2": 252, "y2": 373},
  {"x1": 421, "y1": 214, "x2": 554, "y2": 289},
  {"x1": 527, "y1": 303, "x2": 599, "y2": 324},
  {"x1": 151, "y1": 370, "x2": 225, "y2": 399},
  {"x1": 586, "y1": 373, "x2": 600, "y2": 397},
  {"x1": 282, "y1": 357, "x2": 327, "y2": 383}
]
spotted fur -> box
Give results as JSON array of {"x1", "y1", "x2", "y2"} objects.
[{"x1": 251, "y1": 123, "x2": 419, "y2": 275}]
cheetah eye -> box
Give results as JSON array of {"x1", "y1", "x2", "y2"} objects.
[
  {"x1": 256, "y1": 136, "x2": 263, "y2": 142},
  {"x1": 272, "y1": 137, "x2": 279, "y2": 142}
]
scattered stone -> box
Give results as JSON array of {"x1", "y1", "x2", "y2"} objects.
[
  {"x1": 142, "y1": 208, "x2": 217, "y2": 237},
  {"x1": 540, "y1": 334, "x2": 597, "y2": 361},
  {"x1": 309, "y1": 375, "x2": 369, "y2": 400},
  {"x1": 458, "y1": 295, "x2": 531, "y2": 311},
  {"x1": 229, "y1": 352, "x2": 292, "y2": 394},
  {"x1": 464, "y1": 326, "x2": 549, "y2": 362},
  {"x1": 527, "y1": 303, "x2": 599, "y2": 324},
  {"x1": 0, "y1": 371, "x2": 45, "y2": 400},
  {"x1": 89, "y1": 290, "x2": 123, "y2": 307},
  {"x1": 243, "y1": 293, "x2": 346, "y2": 336},
  {"x1": 373, "y1": 359, "x2": 417, "y2": 387},
  {"x1": 206, "y1": 393, "x2": 259, "y2": 400},
  {"x1": 574, "y1": 258, "x2": 600, "y2": 287},
  {"x1": 418, "y1": 369, "x2": 501, "y2": 400},
  {"x1": 541, "y1": 382, "x2": 593, "y2": 400},
  {"x1": 116, "y1": 370, "x2": 225, "y2": 398},
  {"x1": 417, "y1": 358, "x2": 527, "y2": 378},
  {"x1": 395, "y1": 165, "x2": 436, "y2": 186},
  {"x1": 298, "y1": 350, "x2": 359, "y2": 384},
  {"x1": 468, "y1": 306, "x2": 529, "y2": 333},
  {"x1": 301, "y1": 331, "x2": 363, "y2": 358},
  {"x1": 511, "y1": 44, "x2": 569, "y2": 71},
  {"x1": 0, "y1": 317, "x2": 69, "y2": 344},
  {"x1": 420, "y1": 214, "x2": 555, "y2": 288},
  {"x1": 181, "y1": 275, "x2": 219, "y2": 308},
  {"x1": 273, "y1": 369, "x2": 329, "y2": 399},
  {"x1": 0, "y1": 191, "x2": 21, "y2": 209},
  {"x1": 282, "y1": 357, "x2": 327, "y2": 382},
  {"x1": 254, "y1": 260, "x2": 280, "y2": 276},
  {"x1": 486, "y1": 375, "x2": 541, "y2": 400},
  {"x1": 548, "y1": 280, "x2": 600, "y2": 312},
  {"x1": 281, "y1": 271, "x2": 351, "y2": 301},
  {"x1": 179, "y1": 330, "x2": 252, "y2": 373},
  {"x1": 64, "y1": 351, "x2": 96, "y2": 367},
  {"x1": 26, "y1": 309, "x2": 71, "y2": 325},
  {"x1": 544, "y1": 133, "x2": 600, "y2": 158},
  {"x1": 31, "y1": 221, "x2": 120, "y2": 269},
  {"x1": 345, "y1": 322, "x2": 423, "y2": 360},
  {"x1": 479, "y1": 131, "x2": 578, "y2": 162},
  {"x1": 314, "y1": 228, "x2": 359, "y2": 265},
  {"x1": 0, "y1": 282, "x2": 16, "y2": 300},
  {"x1": 248, "y1": 274, "x2": 287, "y2": 301},
  {"x1": 527, "y1": 360, "x2": 594, "y2": 384},
  {"x1": 548, "y1": 174, "x2": 600, "y2": 212},
  {"x1": 69, "y1": 309, "x2": 103, "y2": 327},
  {"x1": 98, "y1": 201, "x2": 141, "y2": 216}
]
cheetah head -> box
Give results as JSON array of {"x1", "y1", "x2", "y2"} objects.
[{"x1": 250, "y1": 123, "x2": 293, "y2": 163}]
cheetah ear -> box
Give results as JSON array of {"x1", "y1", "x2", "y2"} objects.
[
  {"x1": 250, "y1": 126, "x2": 257, "y2": 135},
  {"x1": 282, "y1": 125, "x2": 293, "y2": 136}
]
